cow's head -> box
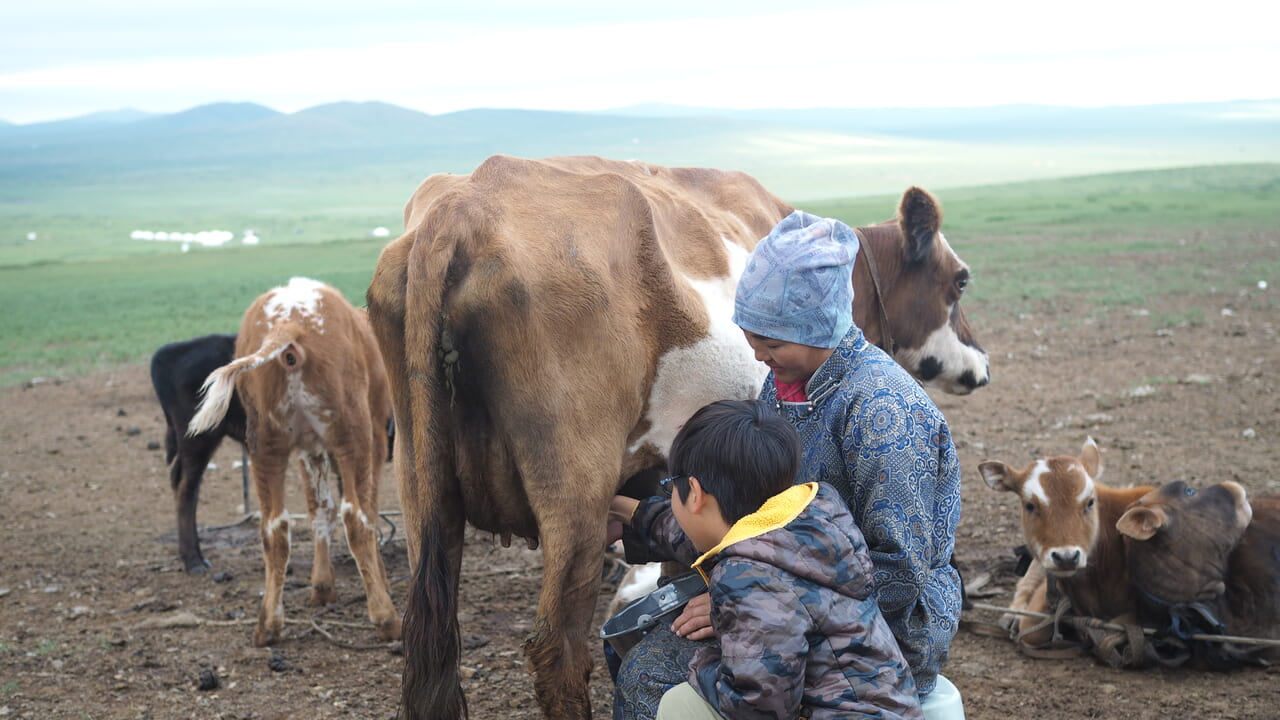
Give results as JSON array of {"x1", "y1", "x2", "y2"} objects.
[
  {"x1": 855, "y1": 187, "x2": 989, "y2": 395},
  {"x1": 979, "y1": 437, "x2": 1105, "y2": 577},
  {"x1": 1117, "y1": 480, "x2": 1253, "y2": 604}
]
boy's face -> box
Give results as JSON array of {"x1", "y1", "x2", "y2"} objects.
[
  {"x1": 671, "y1": 477, "x2": 728, "y2": 553},
  {"x1": 742, "y1": 331, "x2": 834, "y2": 385}
]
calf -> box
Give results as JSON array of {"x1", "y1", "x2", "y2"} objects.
[
  {"x1": 189, "y1": 277, "x2": 400, "y2": 645},
  {"x1": 150, "y1": 333, "x2": 246, "y2": 573},
  {"x1": 979, "y1": 437, "x2": 1154, "y2": 645},
  {"x1": 1117, "y1": 481, "x2": 1280, "y2": 667}
]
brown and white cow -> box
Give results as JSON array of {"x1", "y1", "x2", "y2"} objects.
[
  {"x1": 367, "y1": 154, "x2": 988, "y2": 720},
  {"x1": 1117, "y1": 480, "x2": 1280, "y2": 666},
  {"x1": 189, "y1": 277, "x2": 400, "y2": 646},
  {"x1": 979, "y1": 437, "x2": 1154, "y2": 645}
]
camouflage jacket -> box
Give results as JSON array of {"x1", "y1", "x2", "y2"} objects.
[
  {"x1": 628, "y1": 482, "x2": 923, "y2": 720},
  {"x1": 758, "y1": 325, "x2": 962, "y2": 697}
]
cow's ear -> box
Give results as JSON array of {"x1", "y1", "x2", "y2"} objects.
[
  {"x1": 1080, "y1": 436, "x2": 1103, "y2": 479},
  {"x1": 1116, "y1": 505, "x2": 1166, "y2": 540},
  {"x1": 979, "y1": 461, "x2": 1015, "y2": 492},
  {"x1": 898, "y1": 186, "x2": 940, "y2": 266}
]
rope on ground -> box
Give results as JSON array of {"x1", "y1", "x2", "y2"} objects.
[{"x1": 968, "y1": 602, "x2": 1280, "y2": 648}]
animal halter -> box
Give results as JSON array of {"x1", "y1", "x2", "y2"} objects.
[{"x1": 856, "y1": 231, "x2": 898, "y2": 357}]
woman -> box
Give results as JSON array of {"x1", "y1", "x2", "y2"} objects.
[{"x1": 613, "y1": 210, "x2": 962, "y2": 719}]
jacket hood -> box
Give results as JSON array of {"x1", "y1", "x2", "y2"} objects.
[{"x1": 693, "y1": 482, "x2": 874, "y2": 601}]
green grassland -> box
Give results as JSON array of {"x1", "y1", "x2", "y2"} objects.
[{"x1": 2, "y1": 163, "x2": 1277, "y2": 388}]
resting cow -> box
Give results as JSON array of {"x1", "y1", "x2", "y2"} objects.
[
  {"x1": 1117, "y1": 480, "x2": 1280, "y2": 667},
  {"x1": 189, "y1": 277, "x2": 400, "y2": 646},
  {"x1": 150, "y1": 333, "x2": 246, "y2": 573},
  {"x1": 367, "y1": 154, "x2": 989, "y2": 719},
  {"x1": 979, "y1": 437, "x2": 1154, "y2": 647}
]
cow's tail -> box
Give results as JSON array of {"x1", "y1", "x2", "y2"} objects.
[
  {"x1": 371, "y1": 222, "x2": 468, "y2": 720},
  {"x1": 187, "y1": 324, "x2": 303, "y2": 436},
  {"x1": 401, "y1": 514, "x2": 466, "y2": 719}
]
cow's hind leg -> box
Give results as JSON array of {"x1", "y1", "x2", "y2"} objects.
[
  {"x1": 331, "y1": 440, "x2": 400, "y2": 642},
  {"x1": 525, "y1": 487, "x2": 609, "y2": 720},
  {"x1": 173, "y1": 433, "x2": 220, "y2": 573},
  {"x1": 300, "y1": 453, "x2": 339, "y2": 607},
  {"x1": 252, "y1": 444, "x2": 292, "y2": 647}
]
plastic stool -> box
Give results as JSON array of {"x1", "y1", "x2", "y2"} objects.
[{"x1": 921, "y1": 674, "x2": 965, "y2": 720}]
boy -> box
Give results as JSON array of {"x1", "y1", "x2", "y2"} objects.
[{"x1": 608, "y1": 399, "x2": 923, "y2": 720}]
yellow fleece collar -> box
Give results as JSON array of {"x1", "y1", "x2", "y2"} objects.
[{"x1": 691, "y1": 483, "x2": 819, "y2": 581}]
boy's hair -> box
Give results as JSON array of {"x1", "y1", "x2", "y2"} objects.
[{"x1": 667, "y1": 399, "x2": 800, "y2": 524}]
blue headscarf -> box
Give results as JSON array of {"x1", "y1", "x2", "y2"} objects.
[{"x1": 733, "y1": 210, "x2": 860, "y2": 349}]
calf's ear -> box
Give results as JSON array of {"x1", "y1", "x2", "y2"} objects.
[
  {"x1": 1116, "y1": 505, "x2": 1166, "y2": 540},
  {"x1": 978, "y1": 461, "x2": 1015, "y2": 492},
  {"x1": 1080, "y1": 436, "x2": 1103, "y2": 479}
]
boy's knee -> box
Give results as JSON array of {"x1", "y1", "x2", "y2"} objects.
[{"x1": 657, "y1": 682, "x2": 719, "y2": 720}]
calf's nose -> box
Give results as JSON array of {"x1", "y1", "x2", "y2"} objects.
[{"x1": 1051, "y1": 549, "x2": 1081, "y2": 570}]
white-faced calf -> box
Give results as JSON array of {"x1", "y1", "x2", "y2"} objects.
[
  {"x1": 1117, "y1": 480, "x2": 1280, "y2": 667},
  {"x1": 189, "y1": 277, "x2": 400, "y2": 646},
  {"x1": 979, "y1": 437, "x2": 1154, "y2": 644}
]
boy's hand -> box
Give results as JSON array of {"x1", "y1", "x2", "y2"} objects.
[
  {"x1": 606, "y1": 495, "x2": 640, "y2": 546},
  {"x1": 671, "y1": 592, "x2": 714, "y2": 640}
]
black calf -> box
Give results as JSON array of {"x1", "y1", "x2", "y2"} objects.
[{"x1": 150, "y1": 333, "x2": 247, "y2": 573}]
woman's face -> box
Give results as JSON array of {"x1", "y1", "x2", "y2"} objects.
[{"x1": 742, "y1": 331, "x2": 834, "y2": 385}]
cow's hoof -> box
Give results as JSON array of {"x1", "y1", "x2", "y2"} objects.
[
  {"x1": 309, "y1": 585, "x2": 337, "y2": 607},
  {"x1": 183, "y1": 557, "x2": 212, "y2": 575},
  {"x1": 254, "y1": 625, "x2": 283, "y2": 647},
  {"x1": 375, "y1": 615, "x2": 402, "y2": 643}
]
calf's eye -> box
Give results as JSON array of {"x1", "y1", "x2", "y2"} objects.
[{"x1": 1024, "y1": 502, "x2": 1036, "y2": 513}]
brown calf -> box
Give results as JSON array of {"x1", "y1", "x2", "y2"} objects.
[
  {"x1": 1117, "y1": 481, "x2": 1280, "y2": 667},
  {"x1": 979, "y1": 437, "x2": 1154, "y2": 645},
  {"x1": 189, "y1": 277, "x2": 400, "y2": 646}
]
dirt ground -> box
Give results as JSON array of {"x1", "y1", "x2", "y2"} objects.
[{"x1": 3, "y1": 250, "x2": 1279, "y2": 719}]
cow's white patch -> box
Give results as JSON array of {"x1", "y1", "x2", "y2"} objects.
[
  {"x1": 895, "y1": 321, "x2": 989, "y2": 394},
  {"x1": 283, "y1": 373, "x2": 330, "y2": 451},
  {"x1": 303, "y1": 454, "x2": 334, "y2": 544},
  {"x1": 264, "y1": 277, "x2": 326, "y2": 332},
  {"x1": 607, "y1": 563, "x2": 662, "y2": 617},
  {"x1": 628, "y1": 239, "x2": 768, "y2": 456},
  {"x1": 340, "y1": 500, "x2": 373, "y2": 530},
  {"x1": 1076, "y1": 471, "x2": 1095, "y2": 504},
  {"x1": 1023, "y1": 460, "x2": 1052, "y2": 506},
  {"x1": 265, "y1": 510, "x2": 290, "y2": 540}
]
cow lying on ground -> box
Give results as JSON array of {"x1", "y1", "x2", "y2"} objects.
[
  {"x1": 369, "y1": 155, "x2": 989, "y2": 720},
  {"x1": 189, "y1": 277, "x2": 400, "y2": 646},
  {"x1": 150, "y1": 333, "x2": 246, "y2": 574},
  {"x1": 979, "y1": 437, "x2": 1154, "y2": 647},
  {"x1": 1117, "y1": 480, "x2": 1280, "y2": 667}
]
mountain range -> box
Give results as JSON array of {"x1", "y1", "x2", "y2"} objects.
[{"x1": 3, "y1": 98, "x2": 1278, "y2": 202}]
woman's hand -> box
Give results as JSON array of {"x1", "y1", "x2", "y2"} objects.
[
  {"x1": 606, "y1": 495, "x2": 640, "y2": 546},
  {"x1": 671, "y1": 592, "x2": 714, "y2": 640}
]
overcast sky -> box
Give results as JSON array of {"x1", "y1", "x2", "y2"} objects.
[{"x1": 3, "y1": 0, "x2": 1278, "y2": 124}]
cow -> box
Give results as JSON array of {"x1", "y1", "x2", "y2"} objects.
[
  {"x1": 367, "y1": 154, "x2": 990, "y2": 719},
  {"x1": 978, "y1": 437, "x2": 1154, "y2": 647},
  {"x1": 1117, "y1": 480, "x2": 1280, "y2": 667},
  {"x1": 188, "y1": 277, "x2": 401, "y2": 646},
  {"x1": 150, "y1": 333, "x2": 246, "y2": 574}
]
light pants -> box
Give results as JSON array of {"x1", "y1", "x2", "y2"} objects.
[{"x1": 656, "y1": 682, "x2": 724, "y2": 720}]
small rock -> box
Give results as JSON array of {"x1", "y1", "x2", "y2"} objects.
[
  {"x1": 1243, "y1": 428, "x2": 1257, "y2": 439},
  {"x1": 462, "y1": 635, "x2": 489, "y2": 650},
  {"x1": 125, "y1": 427, "x2": 141, "y2": 436},
  {"x1": 212, "y1": 571, "x2": 233, "y2": 584},
  {"x1": 147, "y1": 441, "x2": 162, "y2": 451},
  {"x1": 197, "y1": 667, "x2": 220, "y2": 691},
  {"x1": 117, "y1": 408, "x2": 128, "y2": 416},
  {"x1": 1128, "y1": 385, "x2": 1157, "y2": 398}
]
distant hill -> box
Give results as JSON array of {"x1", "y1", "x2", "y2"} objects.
[{"x1": 1, "y1": 98, "x2": 1278, "y2": 208}]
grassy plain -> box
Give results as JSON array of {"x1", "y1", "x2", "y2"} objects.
[{"x1": 2, "y1": 163, "x2": 1277, "y2": 387}]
